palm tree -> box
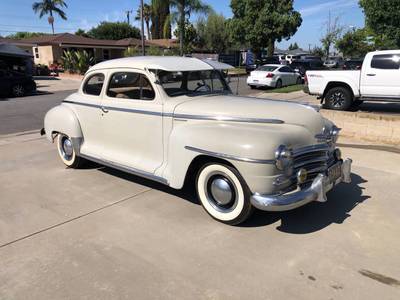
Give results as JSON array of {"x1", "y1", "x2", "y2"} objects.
[
  {"x1": 169, "y1": 0, "x2": 211, "y2": 55},
  {"x1": 32, "y1": 0, "x2": 68, "y2": 35},
  {"x1": 135, "y1": 3, "x2": 152, "y2": 40}
]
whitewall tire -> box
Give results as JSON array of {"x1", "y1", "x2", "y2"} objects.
[
  {"x1": 196, "y1": 163, "x2": 253, "y2": 225},
  {"x1": 56, "y1": 134, "x2": 83, "y2": 168}
]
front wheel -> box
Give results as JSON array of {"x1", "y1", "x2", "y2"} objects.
[
  {"x1": 275, "y1": 79, "x2": 282, "y2": 89},
  {"x1": 56, "y1": 134, "x2": 84, "y2": 168},
  {"x1": 196, "y1": 163, "x2": 253, "y2": 225},
  {"x1": 324, "y1": 87, "x2": 353, "y2": 111}
]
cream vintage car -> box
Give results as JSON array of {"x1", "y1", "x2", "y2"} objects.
[{"x1": 42, "y1": 56, "x2": 352, "y2": 225}]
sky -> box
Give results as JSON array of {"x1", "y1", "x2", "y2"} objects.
[{"x1": 0, "y1": 0, "x2": 365, "y2": 50}]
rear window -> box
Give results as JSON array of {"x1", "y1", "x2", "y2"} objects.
[
  {"x1": 83, "y1": 73, "x2": 104, "y2": 96},
  {"x1": 256, "y1": 66, "x2": 278, "y2": 72},
  {"x1": 371, "y1": 54, "x2": 400, "y2": 69}
]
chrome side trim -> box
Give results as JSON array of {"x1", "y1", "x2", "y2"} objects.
[
  {"x1": 79, "y1": 153, "x2": 169, "y2": 185},
  {"x1": 174, "y1": 114, "x2": 284, "y2": 124},
  {"x1": 62, "y1": 100, "x2": 284, "y2": 124},
  {"x1": 185, "y1": 146, "x2": 275, "y2": 164}
]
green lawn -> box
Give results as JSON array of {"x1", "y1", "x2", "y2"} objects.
[{"x1": 264, "y1": 84, "x2": 304, "y2": 93}]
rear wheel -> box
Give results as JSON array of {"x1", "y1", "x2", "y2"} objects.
[
  {"x1": 275, "y1": 79, "x2": 282, "y2": 89},
  {"x1": 56, "y1": 134, "x2": 84, "y2": 168},
  {"x1": 12, "y1": 84, "x2": 25, "y2": 97},
  {"x1": 196, "y1": 163, "x2": 253, "y2": 225},
  {"x1": 324, "y1": 87, "x2": 353, "y2": 111},
  {"x1": 249, "y1": 85, "x2": 257, "y2": 89}
]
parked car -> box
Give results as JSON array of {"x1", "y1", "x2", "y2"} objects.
[
  {"x1": 323, "y1": 56, "x2": 344, "y2": 68},
  {"x1": 285, "y1": 55, "x2": 301, "y2": 64},
  {"x1": 245, "y1": 56, "x2": 280, "y2": 73},
  {"x1": 289, "y1": 59, "x2": 326, "y2": 78},
  {"x1": 304, "y1": 50, "x2": 400, "y2": 110},
  {"x1": 342, "y1": 58, "x2": 364, "y2": 70},
  {"x1": 0, "y1": 69, "x2": 36, "y2": 97},
  {"x1": 247, "y1": 64, "x2": 302, "y2": 89},
  {"x1": 42, "y1": 56, "x2": 352, "y2": 225}
]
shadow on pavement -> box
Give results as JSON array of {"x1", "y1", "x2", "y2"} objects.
[
  {"x1": 0, "y1": 90, "x2": 54, "y2": 101},
  {"x1": 356, "y1": 102, "x2": 400, "y2": 115},
  {"x1": 33, "y1": 76, "x2": 60, "y2": 80},
  {"x1": 96, "y1": 163, "x2": 368, "y2": 233},
  {"x1": 242, "y1": 173, "x2": 369, "y2": 233}
]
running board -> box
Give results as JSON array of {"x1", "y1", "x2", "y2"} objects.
[{"x1": 80, "y1": 154, "x2": 168, "y2": 185}]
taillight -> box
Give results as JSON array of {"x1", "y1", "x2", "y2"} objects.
[{"x1": 266, "y1": 73, "x2": 274, "y2": 78}]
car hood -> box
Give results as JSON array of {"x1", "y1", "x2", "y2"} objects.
[{"x1": 173, "y1": 94, "x2": 325, "y2": 137}]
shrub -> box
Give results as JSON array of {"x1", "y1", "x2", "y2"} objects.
[{"x1": 61, "y1": 50, "x2": 94, "y2": 74}]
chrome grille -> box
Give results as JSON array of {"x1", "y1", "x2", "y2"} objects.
[{"x1": 293, "y1": 144, "x2": 333, "y2": 187}]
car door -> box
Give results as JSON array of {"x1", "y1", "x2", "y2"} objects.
[
  {"x1": 0, "y1": 70, "x2": 11, "y2": 96},
  {"x1": 360, "y1": 53, "x2": 400, "y2": 97},
  {"x1": 100, "y1": 69, "x2": 163, "y2": 174},
  {"x1": 68, "y1": 72, "x2": 105, "y2": 158},
  {"x1": 278, "y1": 66, "x2": 295, "y2": 85}
]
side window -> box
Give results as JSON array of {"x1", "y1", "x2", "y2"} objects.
[
  {"x1": 371, "y1": 54, "x2": 400, "y2": 70},
  {"x1": 83, "y1": 73, "x2": 105, "y2": 96},
  {"x1": 280, "y1": 66, "x2": 293, "y2": 73},
  {"x1": 107, "y1": 72, "x2": 155, "y2": 100}
]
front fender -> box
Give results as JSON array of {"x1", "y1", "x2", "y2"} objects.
[
  {"x1": 163, "y1": 120, "x2": 315, "y2": 194},
  {"x1": 44, "y1": 104, "x2": 83, "y2": 142}
]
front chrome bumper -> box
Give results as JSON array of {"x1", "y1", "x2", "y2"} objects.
[{"x1": 250, "y1": 158, "x2": 352, "y2": 212}]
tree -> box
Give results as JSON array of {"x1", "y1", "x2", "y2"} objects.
[
  {"x1": 170, "y1": 0, "x2": 211, "y2": 55},
  {"x1": 173, "y1": 20, "x2": 197, "y2": 53},
  {"x1": 288, "y1": 42, "x2": 299, "y2": 50},
  {"x1": 32, "y1": 0, "x2": 67, "y2": 35},
  {"x1": 151, "y1": 0, "x2": 171, "y2": 39},
  {"x1": 335, "y1": 28, "x2": 374, "y2": 57},
  {"x1": 310, "y1": 46, "x2": 325, "y2": 57},
  {"x1": 135, "y1": 3, "x2": 152, "y2": 39},
  {"x1": 359, "y1": 0, "x2": 400, "y2": 48},
  {"x1": 320, "y1": 13, "x2": 343, "y2": 57},
  {"x1": 6, "y1": 32, "x2": 49, "y2": 39},
  {"x1": 230, "y1": 0, "x2": 302, "y2": 57},
  {"x1": 196, "y1": 13, "x2": 230, "y2": 53},
  {"x1": 75, "y1": 28, "x2": 89, "y2": 38},
  {"x1": 87, "y1": 22, "x2": 141, "y2": 40}
]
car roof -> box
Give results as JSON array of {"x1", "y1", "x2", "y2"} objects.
[{"x1": 89, "y1": 56, "x2": 217, "y2": 72}]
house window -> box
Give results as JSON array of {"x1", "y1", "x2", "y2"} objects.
[
  {"x1": 103, "y1": 49, "x2": 110, "y2": 60},
  {"x1": 34, "y1": 47, "x2": 39, "y2": 59}
]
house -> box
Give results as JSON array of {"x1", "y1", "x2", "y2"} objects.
[{"x1": 6, "y1": 33, "x2": 178, "y2": 66}]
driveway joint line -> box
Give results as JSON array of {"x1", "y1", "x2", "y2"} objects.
[{"x1": 0, "y1": 188, "x2": 152, "y2": 249}]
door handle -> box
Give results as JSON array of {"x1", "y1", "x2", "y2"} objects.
[
  {"x1": 101, "y1": 106, "x2": 109, "y2": 113},
  {"x1": 366, "y1": 73, "x2": 376, "y2": 76}
]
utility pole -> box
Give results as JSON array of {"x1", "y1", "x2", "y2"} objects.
[
  {"x1": 140, "y1": 0, "x2": 145, "y2": 56},
  {"x1": 125, "y1": 10, "x2": 132, "y2": 24}
]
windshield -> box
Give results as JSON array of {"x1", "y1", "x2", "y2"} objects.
[
  {"x1": 256, "y1": 65, "x2": 278, "y2": 72},
  {"x1": 158, "y1": 70, "x2": 231, "y2": 97}
]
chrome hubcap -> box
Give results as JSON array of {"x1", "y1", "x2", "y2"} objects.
[
  {"x1": 205, "y1": 174, "x2": 237, "y2": 212},
  {"x1": 330, "y1": 92, "x2": 345, "y2": 107},
  {"x1": 59, "y1": 136, "x2": 73, "y2": 160},
  {"x1": 210, "y1": 177, "x2": 233, "y2": 206}
]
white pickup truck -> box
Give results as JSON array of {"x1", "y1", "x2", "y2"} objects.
[{"x1": 304, "y1": 50, "x2": 400, "y2": 110}]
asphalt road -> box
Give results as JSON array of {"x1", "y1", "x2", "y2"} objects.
[
  {"x1": 0, "y1": 90, "x2": 75, "y2": 135},
  {"x1": 0, "y1": 132, "x2": 399, "y2": 299}
]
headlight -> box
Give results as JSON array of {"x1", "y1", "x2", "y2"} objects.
[
  {"x1": 275, "y1": 145, "x2": 294, "y2": 176},
  {"x1": 330, "y1": 125, "x2": 340, "y2": 143}
]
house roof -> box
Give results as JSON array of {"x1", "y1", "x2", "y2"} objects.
[
  {"x1": 89, "y1": 56, "x2": 216, "y2": 72},
  {"x1": 6, "y1": 33, "x2": 178, "y2": 49},
  {"x1": 285, "y1": 48, "x2": 310, "y2": 55}
]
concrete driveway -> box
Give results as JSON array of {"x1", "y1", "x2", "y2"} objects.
[{"x1": 0, "y1": 132, "x2": 399, "y2": 299}]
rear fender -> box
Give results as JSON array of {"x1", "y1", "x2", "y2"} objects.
[{"x1": 44, "y1": 104, "x2": 83, "y2": 145}]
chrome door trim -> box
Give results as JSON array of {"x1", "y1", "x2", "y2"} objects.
[
  {"x1": 62, "y1": 100, "x2": 284, "y2": 124},
  {"x1": 79, "y1": 153, "x2": 169, "y2": 185},
  {"x1": 185, "y1": 146, "x2": 275, "y2": 164}
]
